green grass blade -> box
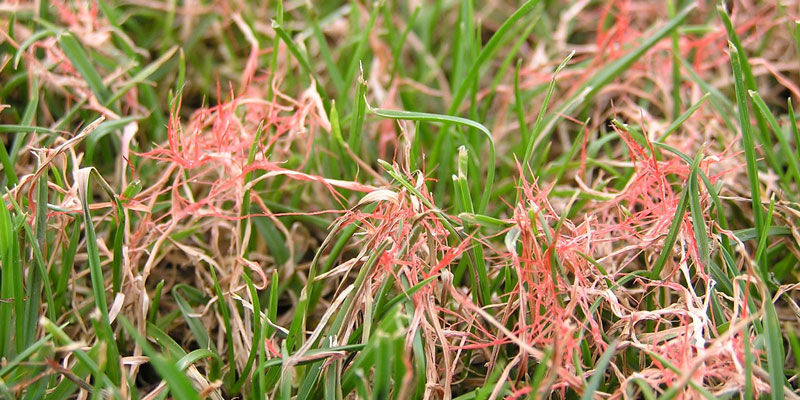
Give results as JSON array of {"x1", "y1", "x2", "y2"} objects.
[
  {"x1": 687, "y1": 150, "x2": 709, "y2": 268},
  {"x1": 789, "y1": 98, "x2": 800, "y2": 162},
  {"x1": 522, "y1": 51, "x2": 574, "y2": 173},
  {"x1": 537, "y1": 4, "x2": 695, "y2": 148},
  {"x1": 272, "y1": 21, "x2": 329, "y2": 107},
  {"x1": 658, "y1": 93, "x2": 709, "y2": 141},
  {"x1": 119, "y1": 316, "x2": 202, "y2": 400},
  {"x1": 580, "y1": 342, "x2": 617, "y2": 400},
  {"x1": 349, "y1": 73, "x2": 368, "y2": 160},
  {"x1": 728, "y1": 42, "x2": 764, "y2": 253},
  {"x1": 370, "y1": 107, "x2": 495, "y2": 213},
  {"x1": 344, "y1": 1, "x2": 381, "y2": 87},
  {"x1": 749, "y1": 90, "x2": 800, "y2": 187},
  {"x1": 763, "y1": 264, "x2": 786, "y2": 400},
  {"x1": 650, "y1": 151, "x2": 702, "y2": 279},
  {"x1": 718, "y1": 3, "x2": 772, "y2": 154},
  {"x1": 75, "y1": 166, "x2": 122, "y2": 384},
  {"x1": 448, "y1": 0, "x2": 539, "y2": 114},
  {"x1": 59, "y1": 33, "x2": 111, "y2": 104},
  {"x1": 106, "y1": 46, "x2": 178, "y2": 106}
]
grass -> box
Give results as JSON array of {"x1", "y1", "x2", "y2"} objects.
[{"x1": 1, "y1": 0, "x2": 800, "y2": 398}]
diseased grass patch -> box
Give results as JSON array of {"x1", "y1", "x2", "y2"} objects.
[{"x1": 1, "y1": 1, "x2": 800, "y2": 398}]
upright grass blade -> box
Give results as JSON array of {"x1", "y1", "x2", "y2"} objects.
[
  {"x1": 667, "y1": 0, "x2": 681, "y2": 119},
  {"x1": 172, "y1": 284, "x2": 217, "y2": 353},
  {"x1": 9, "y1": 76, "x2": 38, "y2": 167},
  {"x1": 483, "y1": 15, "x2": 540, "y2": 123},
  {"x1": 206, "y1": 265, "x2": 235, "y2": 389},
  {"x1": 119, "y1": 317, "x2": 202, "y2": 400},
  {"x1": 676, "y1": 55, "x2": 737, "y2": 133},
  {"x1": 687, "y1": 150, "x2": 710, "y2": 268},
  {"x1": 343, "y1": 1, "x2": 381, "y2": 87},
  {"x1": 0, "y1": 190, "x2": 20, "y2": 357},
  {"x1": 41, "y1": 318, "x2": 124, "y2": 400},
  {"x1": 106, "y1": 46, "x2": 179, "y2": 106},
  {"x1": 794, "y1": 20, "x2": 800, "y2": 78},
  {"x1": 59, "y1": 33, "x2": 111, "y2": 104},
  {"x1": 514, "y1": 59, "x2": 528, "y2": 148},
  {"x1": 658, "y1": 93, "x2": 709, "y2": 142},
  {"x1": 536, "y1": 4, "x2": 695, "y2": 150},
  {"x1": 650, "y1": 151, "x2": 702, "y2": 279},
  {"x1": 147, "y1": 280, "x2": 165, "y2": 323},
  {"x1": 55, "y1": 222, "x2": 80, "y2": 314},
  {"x1": 231, "y1": 274, "x2": 262, "y2": 394},
  {"x1": 308, "y1": 9, "x2": 345, "y2": 95},
  {"x1": 728, "y1": 43, "x2": 764, "y2": 252},
  {"x1": 272, "y1": 21, "x2": 329, "y2": 107},
  {"x1": 580, "y1": 342, "x2": 617, "y2": 400},
  {"x1": 756, "y1": 200, "x2": 786, "y2": 400},
  {"x1": 75, "y1": 167, "x2": 122, "y2": 384},
  {"x1": 6, "y1": 192, "x2": 57, "y2": 350},
  {"x1": 454, "y1": 146, "x2": 490, "y2": 305},
  {"x1": 749, "y1": 91, "x2": 800, "y2": 187},
  {"x1": 789, "y1": 99, "x2": 800, "y2": 162},
  {"x1": 369, "y1": 107, "x2": 495, "y2": 214},
  {"x1": 718, "y1": 4, "x2": 772, "y2": 153},
  {"x1": 388, "y1": 6, "x2": 420, "y2": 83},
  {"x1": 448, "y1": 0, "x2": 539, "y2": 114},
  {"x1": 0, "y1": 139, "x2": 16, "y2": 188},
  {"x1": 450, "y1": 0, "x2": 474, "y2": 96},
  {"x1": 521, "y1": 51, "x2": 574, "y2": 174},
  {"x1": 349, "y1": 73, "x2": 368, "y2": 160}
]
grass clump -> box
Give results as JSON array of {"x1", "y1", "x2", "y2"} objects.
[{"x1": 1, "y1": 0, "x2": 800, "y2": 398}]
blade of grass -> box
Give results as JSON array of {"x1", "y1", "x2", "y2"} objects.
[
  {"x1": 657, "y1": 93, "x2": 709, "y2": 142},
  {"x1": 75, "y1": 167, "x2": 122, "y2": 384},
  {"x1": 231, "y1": 274, "x2": 262, "y2": 394},
  {"x1": 106, "y1": 46, "x2": 178, "y2": 106},
  {"x1": 448, "y1": 0, "x2": 539, "y2": 114},
  {"x1": 514, "y1": 59, "x2": 528, "y2": 149},
  {"x1": 59, "y1": 33, "x2": 111, "y2": 104},
  {"x1": 667, "y1": 0, "x2": 681, "y2": 119},
  {"x1": 752, "y1": 197, "x2": 784, "y2": 397},
  {"x1": 749, "y1": 91, "x2": 800, "y2": 187},
  {"x1": 40, "y1": 318, "x2": 123, "y2": 399},
  {"x1": 343, "y1": 1, "x2": 381, "y2": 87},
  {"x1": 206, "y1": 264, "x2": 235, "y2": 389},
  {"x1": 761, "y1": 251, "x2": 786, "y2": 399},
  {"x1": 172, "y1": 284, "x2": 217, "y2": 353},
  {"x1": 349, "y1": 72, "x2": 368, "y2": 161},
  {"x1": 687, "y1": 149, "x2": 710, "y2": 268},
  {"x1": 308, "y1": 10, "x2": 345, "y2": 95},
  {"x1": 536, "y1": 4, "x2": 695, "y2": 153},
  {"x1": 8, "y1": 76, "x2": 38, "y2": 169},
  {"x1": 147, "y1": 280, "x2": 165, "y2": 324},
  {"x1": 55, "y1": 222, "x2": 80, "y2": 314},
  {"x1": 118, "y1": 316, "x2": 202, "y2": 400},
  {"x1": 454, "y1": 147, "x2": 489, "y2": 305},
  {"x1": 6, "y1": 191, "x2": 57, "y2": 349},
  {"x1": 370, "y1": 107, "x2": 495, "y2": 214},
  {"x1": 728, "y1": 42, "x2": 764, "y2": 257},
  {"x1": 521, "y1": 51, "x2": 574, "y2": 174},
  {"x1": 0, "y1": 190, "x2": 21, "y2": 357},
  {"x1": 650, "y1": 151, "x2": 702, "y2": 279},
  {"x1": 272, "y1": 21, "x2": 329, "y2": 107},
  {"x1": 789, "y1": 99, "x2": 800, "y2": 162},
  {"x1": 580, "y1": 342, "x2": 617, "y2": 400},
  {"x1": 718, "y1": 4, "x2": 772, "y2": 155}
]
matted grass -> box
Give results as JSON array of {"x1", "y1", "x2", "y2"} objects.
[{"x1": 1, "y1": 0, "x2": 800, "y2": 398}]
